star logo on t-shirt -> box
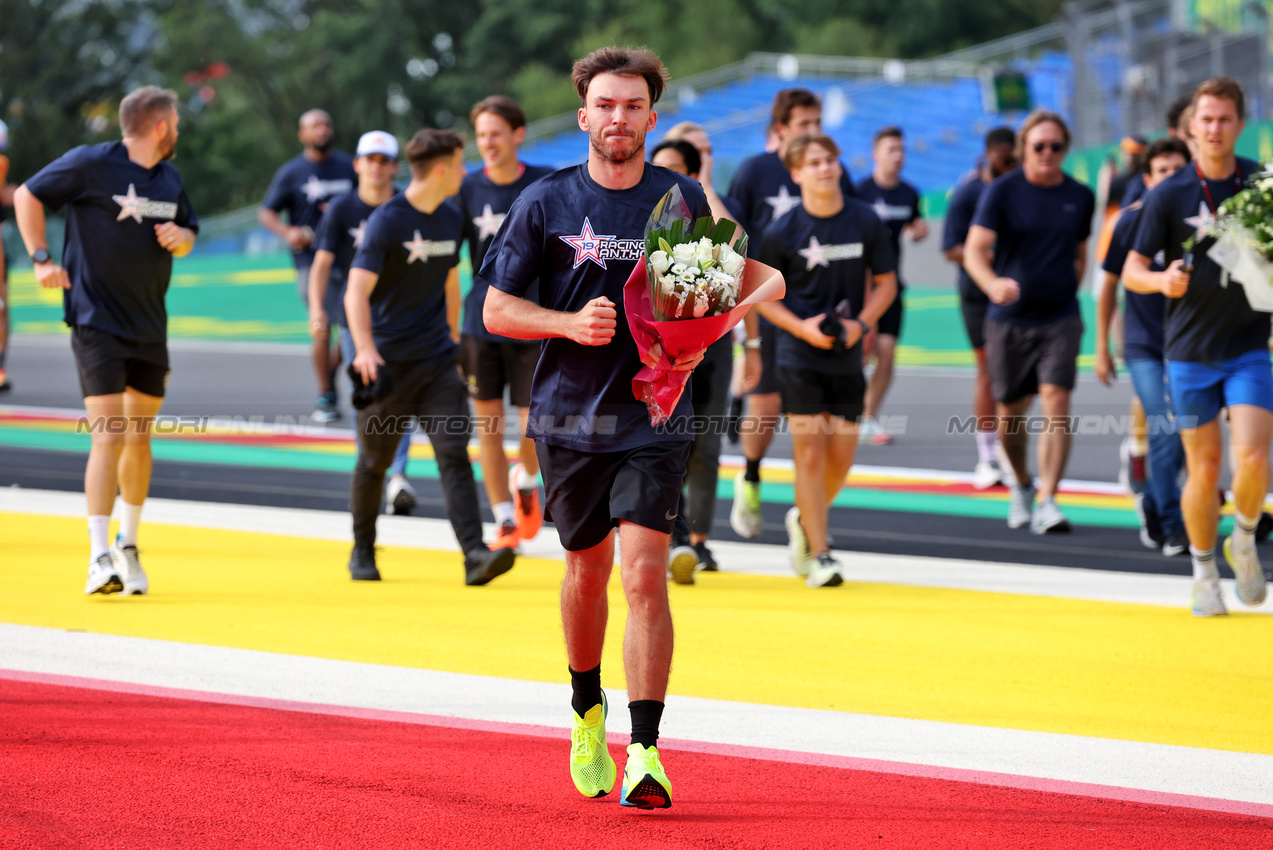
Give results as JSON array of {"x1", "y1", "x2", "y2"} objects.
[
  {"x1": 303, "y1": 175, "x2": 329, "y2": 203},
  {"x1": 1184, "y1": 202, "x2": 1215, "y2": 240},
  {"x1": 766, "y1": 185, "x2": 801, "y2": 221},
  {"x1": 113, "y1": 184, "x2": 147, "y2": 223},
  {"x1": 403, "y1": 230, "x2": 431, "y2": 263},
  {"x1": 349, "y1": 220, "x2": 367, "y2": 249},
  {"x1": 799, "y1": 236, "x2": 829, "y2": 270},
  {"x1": 473, "y1": 204, "x2": 505, "y2": 241},
  {"x1": 559, "y1": 217, "x2": 616, "y2": 269}
]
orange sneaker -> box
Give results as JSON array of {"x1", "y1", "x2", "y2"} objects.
[
  {"x1": 491, "y1": 518, "x2": 521, "y2": 550},
  {"x1": 509, "y1": 463, "x2": 543, "y2": 541}
]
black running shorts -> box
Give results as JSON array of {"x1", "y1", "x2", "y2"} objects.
[
  {"x1": 460, "y1": 334, "x2": 539, "y2": 406},
  {"x1": 776, "y1": 364, "x2": 865, "y2": 420},
  {"x1": 71, "y1": 325, "x2": 169, "y2": 398},
  {"x1": 960, "y1": 294, "x2": 989, "y2": 351},
  {"x1": 536, "y1": 440, "x2": 692, "y2": 551},
  {"x1": 876, "y1": 287, "x2": 903, "y2": 338},
  {"x1": 984, "y1": 314, "x2": 1083, "y2": 404}
]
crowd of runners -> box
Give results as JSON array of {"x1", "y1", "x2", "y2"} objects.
[{"x1": 6, "y1": 44, "x2": 1271, "y2": 810}]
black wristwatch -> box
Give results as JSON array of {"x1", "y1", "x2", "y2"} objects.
[{"x1": 31, "y1": 248, "x2": 52, "y2": 265}]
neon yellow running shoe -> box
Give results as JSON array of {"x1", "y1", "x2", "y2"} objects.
[
  {"x1": 569, "y1": 692, "x2": 616, "y2": 798},
  {"x1": 620, "y1": 743, "x2": 672, "y2": 809}
]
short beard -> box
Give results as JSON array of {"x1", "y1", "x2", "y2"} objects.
[
  {"x1": 588, "y1": 126, "x2": 645, "y2": 166},
  {"x1": 312, "y1": 139, "x2": 333, "y2": 155},
  {"x1": 160, "y1": 129, "x2": 177, "y2": 161}
]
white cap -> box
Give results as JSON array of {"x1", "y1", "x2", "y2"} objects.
[{"x1": 356, "y1": 130, "x2": 398, "y2": 160}]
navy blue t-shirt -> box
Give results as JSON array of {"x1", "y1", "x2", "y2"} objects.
[
  {"x1": 1102, "y1": 203, "x2": 1166, "y2": 363},
  {"x1": 759, "y1": 200, "x2": 896, "y2": 374},
  {"x1": 480, "y1": 163, "x2": 711, "y2": 452},
  {"x1": 1132, "y1": 157, "x2": 1268, "y2": 362},
  {"x1": 855, "y1": 176, "x2": 920, "y2": 287},
  {"x1": 262, "y1": 152, "x2": 356, "y2": 267},
  {"x1": 457, "y1": 163, "x2": 554, "y2": 343},
  {"x1": 971, "y1": 170, "x2": 1095, "y2": 325},
  {"x1": 25, "y1": 141, "x2": 199, "y2": 345},
  {"x1": 314, "y1": 190, "x2": 386, "y2": 328},
  {"x1": 726, "y1": 151, "x2": 855, "y2": 260},
  {"x1": 350, "y1": 193, "x2": 460, "y2": 364},
  {"x1": 1120, "y1": 176, "x2": 1146, "y2": 209},
  {"x1": 942, "y1": 174, "x2": 989, "y2": 303}
]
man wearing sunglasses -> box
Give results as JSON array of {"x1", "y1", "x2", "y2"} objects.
[{"x1": 963, "y1": 110, "x2": 1095, "y2": 535}]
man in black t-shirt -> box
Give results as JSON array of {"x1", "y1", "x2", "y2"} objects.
[
  {"x1": 483, "y1": 48, "x2": 717, "y2": 810},
  {"x1": 1123, "y1": 78, "x2": 1270, "y2": 617},
  {"x1": 726, "y1": 88, "x2": 856, "y2": 540},
  {"x1": 965, "y1": 111, "x2": 1095, "y2": 536},
  {"x1": 14, "y1": 86, "x2": 198, "y2": 597},
  {"x1": 942, "y1": 126, "x2": 1017, "y2": 489},
  {"x1": 855, "y1": 126, "x2": 927, "y2": 446},
  {"x1": 310, "y1": 130, "x2": 417, "y2": 514},
  {"x1": 344, "y1": 129, "x2": 515, "y2": 588},
  {"x1": 457, "y1": 96, "x2": 554, "y2": 553},
  {"x1": 260, "y1": 109, "x2": 357, "y2": 424},
  {"x1": 758, "y1": 133, "x2": 896, "y2": 589},
  {"x1": 1095, "y1": 138, "x2": 1190, "y2": 558}
]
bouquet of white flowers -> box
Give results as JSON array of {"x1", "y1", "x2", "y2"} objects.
[
  {"x1": 624, "y1": 185, "x2": 784, "y2": 425},
  {"x1": 1194, "y1": 166, "x2": 1273, "y2": 312}
]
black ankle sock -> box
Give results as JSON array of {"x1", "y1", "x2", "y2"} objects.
[
  {"x1": 569, "y1": 665, "x2": 602, "y2": 718},
  {"x1": 744, "y1": 459, "x2": 761, "y2": 484},
  {"x1": 629, "y1": 700, "x2": 665, "y2": 748}
]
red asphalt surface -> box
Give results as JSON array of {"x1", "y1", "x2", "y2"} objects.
[{"x1": 4, "y1": 679, "x2": 1271, "y2": 849}]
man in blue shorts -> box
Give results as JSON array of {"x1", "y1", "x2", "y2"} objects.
[
  {"x1": 1124, "y1": 77, "x2": 1269, "y2": 617},
  {"x1": 483, "y1": 47, "x2": 714, "y2": 810},
  {"x1": 14, "y1": 86, "x2": 198, "y2": 596}
]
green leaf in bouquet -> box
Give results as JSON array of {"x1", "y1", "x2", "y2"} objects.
[
  {"x1": 709, "y1": 218, "x2": 737, "y2": 245},
  {"x1": 690, "y1": 216, "x2": 713, "y2": 241},
  {"x1": 733, "y1": 232, "x2": 749, "y2": 257},
  {"x1": 670, "y1": 219, "x2": 683, "y2": 245}
]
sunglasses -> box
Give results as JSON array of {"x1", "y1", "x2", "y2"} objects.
[{"x1": 1032, "y1": 141, "x2": 1066, "y2": 154}]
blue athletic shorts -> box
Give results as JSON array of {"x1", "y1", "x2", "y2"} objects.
[{"x1": 1166, "y1": 349, "x2": 1273, "y2": 428}]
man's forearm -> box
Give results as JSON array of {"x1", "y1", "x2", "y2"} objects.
[
  {"x1": 484, "y1": 288, "x2": 575, "y2": 340},
  {"x1": 755, "y1": 301, "x2": 804, "y2": 338},
  {"x1": 1122, "y1": 253, "x2": 1161, "y2": 295},
  {"x1": 1096, "y1": 272, "x2": 1118, "y2": 351},
  {"x1": 258, "y1": 208, "x2": 290, "y2": 239},
  {"x1": 445, "y1": 270, "x2": 460, "y2": 341},
  {"x1": 13, "y1": 185, "x2": 48, "y2": 255},
  {"x1": 859, "y1": 275, "x2": 898, "y2": 327},
  {"x1": 309, "y1": 252, "x2": 333, "y2": 309}
]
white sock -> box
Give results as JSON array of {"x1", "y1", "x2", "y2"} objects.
[
  {"x1": 88, "y1": 516, "x2": 111, "y2": 561},
  {"x1": 975, "y1": 430, "x2": 997, "y2": 463},
  {"x1": 493, "y1": 501, "x2": 515, "y2": 524},
  {"x1": 119, "y1": 502, "x2": 143, "y2": 548},
  {"x1": 1232, "y1": 510, "x2": 1258, "y2": 551},
  {"x1": 516, "y1": 466, "x2": 540, "y2": 491},
  {"x1": 1190, "y1": 546, "x2": 1219, "y2": 581}
]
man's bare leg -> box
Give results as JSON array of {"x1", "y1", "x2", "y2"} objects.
[
  {"x1": 740, "y1": 392, "x2": 780, "y2": 466},
  {"x1": 1036, "y1": 384, "x2": 1072, "y2": 501},
  {"x1": 618, "y1": 521, "x2": 674, "y2": 701},
  {"x1": 997, "y1": 396, "x2": 1034, "y2": 486},
  {"x1": 863, "y1": 334, "x2": 897, "y2": 422},
  {"x1": 562, "y1": 531, "x2": 615, "y2": 674},
  {"x1": 474, "y1": 398, "x2": 512, "y2": 511},
  {"x1": 118, "y1": 387, "x2": 163, "y2": 508},
  {"x1": 790, "y1": 415, "x2": 830, "y2": 557}
]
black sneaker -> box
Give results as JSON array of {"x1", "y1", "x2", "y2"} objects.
[
  {"x1": 1162, "y1": 532, "x2": 1190, "y2": 557},
  {"x1": 692, "y1": 541, "x2": 717, "y2": 572},
  {"x1": 464, "y1": 547, "x2": 516, "y2": 586},
  {"x1": 726, "y1": 396, "x2": 743, "y2": 445},
  {"x1": 348, "y1": 545, "x2": 381, "y2": 581}
]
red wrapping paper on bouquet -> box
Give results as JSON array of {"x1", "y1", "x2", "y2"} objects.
[{"x1": 624, "y1": 256, "x2": 785, "y2": 425}]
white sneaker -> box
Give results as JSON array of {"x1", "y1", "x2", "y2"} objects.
[
  {"x1": 730, "y1": 470, "x2": 763, "y2": 538},
  {"x1": 806, "y1": 552, "x2": 844, "y2": 588},
  {"x1": 972, "y1": 460, "x2": 1003, "y2": 490},
  {"x1": 85, "y1": 553, "x2": 122, "y2": 595},
  {"x1": 1007, "y1": 483, "x2": 1035, "y2": 529},
  {"x1": 1191, "y1": 577, "x2": 1228, "y2": 617},
  {"x1": 668, "y1": 545, "x2": 697, "y2": 586},
  {"x1": 387, "y1": 474, "x2": 417, "y2": 516},
  {"x1": 1224, "y1": 537, "x2": 1268, "y2": 606},
  {"x1": 785, "y1": 507, "x2": 812, "y2": 577},
  {"x1": 1030, "y1": 498, "x2": 1071, "y2": 535},
  {"x1": 110, "y1": 539, "x2": 149, "y2": 595}
]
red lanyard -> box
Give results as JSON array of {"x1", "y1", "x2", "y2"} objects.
[{"x1": 1196, "y1": 160, "x2": 1241, "y2": 214}]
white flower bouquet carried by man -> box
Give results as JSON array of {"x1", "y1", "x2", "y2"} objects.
[
  {"x1": 624, "y1": 185, "x2": 784, "y2": 425},
  {"x1": 1200, "y1": 166, "x2": 1273, "y2": 311}
]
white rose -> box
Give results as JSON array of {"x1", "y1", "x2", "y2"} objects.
[
  {"x1": 709, "y1": 268, "x2": 734, "y2": 286},
  {"x1": 649, "y1": 250, "x2": 671, "y2": 275},
  {"x1": 695, "y1": 238, "x2": 715, "y2": 266},
  {"x1": 660, "y1": 277, "x2": 678, "y2": 295},
  {"x1": 718, "y1": 246, "x2": 745, "y2": 277},
  {"x1": 671, "y1": 242, "x2": 697, "y2": 265}
]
